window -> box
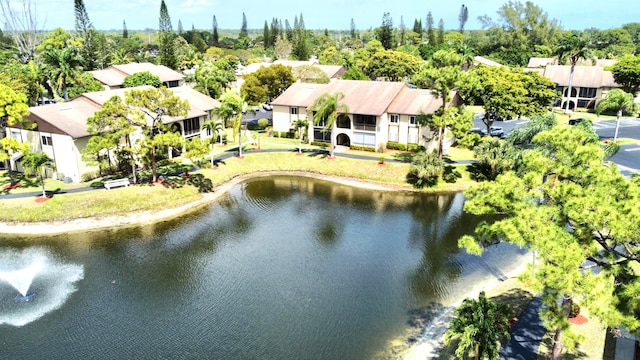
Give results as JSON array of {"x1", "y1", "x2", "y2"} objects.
[
  {"x1": 41, "y1": 135, "x2": 53, "y2": 146},
  {"x1": 167, "y1": 80, "x2": 179, "y2": 88},
  {"x1": 10, "y1": 130, "x2": 21, "y2": 140},
  {"x1": 290, "y1": 107, "x2": 298, "y2": 115},
  {"x1": 354, "y1": 115, "x2": 376, "y2": 131},
  {"x1": 352, "y1": 132, "x2": 376, "y2": 147},
  {"x1": 184, "y1": 118, "x2": 200, "y2": 136},
  {"x1": 578, "y1": 87, "x2": 597, "y2": 98},
  {"x1": 390, "y1": 114, "x2": 399, "y2": 124},
  {"x1": 409, "y1": 116, "x2": 418, "y2": 125}
]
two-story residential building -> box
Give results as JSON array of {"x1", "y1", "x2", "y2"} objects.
[
  {"x1": 91, "y1": 62, "x2": 185, "y2": 90},
  {"x1": 270, "y1": 80, "x2": 457, "y2": 152},
  {"x1": 525, "y1": 57, "x2": 620, "y2": 110},
  {"x1": 7, "y1": 86, "x2": 219, "y2": 183}
]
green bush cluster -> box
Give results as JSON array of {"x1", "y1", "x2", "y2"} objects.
[
  {"x1": 310, "y1": 141, "x2": 330, "y2": 148},
  {"x1": 349, "y1": 145, "x2": 376, "y2": 152},
  {"x1": 275, "y1": 131, "x2": 295, "y2": 138},
  {"x1": 386, "y1": 141, "x2": 425, "y2": 153}
]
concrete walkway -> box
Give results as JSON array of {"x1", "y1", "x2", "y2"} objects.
[
  {"x1": 2, "y1": 147, "x2": 474, "y2": 200},
  {"x1": 500, "y1": 297, "x2": 546, "y2": 360}
]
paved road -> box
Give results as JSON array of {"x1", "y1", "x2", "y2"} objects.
[
  {"x1": 483, "y1": 116, "x2": 640, "y2": 175},
  {"x1": 593, "y1": 118, "x2": 640, "y2": 140},
  {"x1": 609, "y1": 143, "x2": 640, "y2": 177}
]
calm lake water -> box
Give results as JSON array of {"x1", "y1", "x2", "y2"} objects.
[{"x1": 0, "y1": 176, "x2": 528, "y2": 359}]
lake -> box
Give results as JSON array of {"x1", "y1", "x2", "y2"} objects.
[{"x1": 0, "y1": 176, "x2": 528, "y2": 359}]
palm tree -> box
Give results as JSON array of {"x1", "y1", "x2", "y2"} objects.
[
  {"x1": 201, "y1": 119, "x2": 224, "y2": 168},
  {"x1": 507, "y1": 112, "x2": 558, "y2": 147},
  {"x1": 596, "y1": 89, "x2": 639, "y2": 143},
  {"x1": 213, "y1": 91, "x2": 249, "y2": 158},
  {"x1": 554, "y1": 34, "x2": 595, "y2": 113},
  {"x1": 21, "y1": 151, "x2": 55, "y2": 198},
  {"x1": 472, "y1": 137, "x2": 517, "y2": 181},
  {"x1": 292, "y1": 118, "x2": 308, "y2": 154},
  {"x1": 444, "y1": 291, "x2": 513, "y2": 360},
  {"x1": 308, "y1": 92, "x2": 349, "y2": 159},
  {"x1": 409, "y1": 151, "x2": 445, "y2": 188},
  {"x1": 40, "y1": 45, "x2": 84, "y2": 101}
]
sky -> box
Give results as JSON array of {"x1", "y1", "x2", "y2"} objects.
[{"x1": 6, "y1": 0, "x2": 640, "y2": 32}]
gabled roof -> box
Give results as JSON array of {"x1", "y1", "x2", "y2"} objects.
[
  {"x1": 527, "y1": 57, "x2": 617, "y2": 69},
  {"x1": 541, "y1": 65, "x2": 618, "y2": 88},
  {"x1": 315, "y1": 65, "x2": 347, "y2": 79},
  {"x1": 24, "y1": 86, "x2": 218, "y2": 138},
  {"x1": 274, "y1": 59, "x2": 319, "y2": 67},
  {"x1": 527, "y1": 57, "x2": 558, "y2": 68},
  {"x1": 387, "y1": 87, "x2": 443, "y2": 115},
  {"x1": 26, "y1": 98, "x2": 102, "y2": 139},
  {"x1": 473, "y1": 56, "x2": 503, "y2": 68},
  {"x1": 272, "y1": 80, "x2": 447, "y2": 116},
  {"x1": 91, "y1": 62, "x2": 184, "y2": 87}
]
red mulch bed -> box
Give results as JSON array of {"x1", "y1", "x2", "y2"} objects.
[
  {"x1": 3, "y1": 183, "x2": 22, "y2": 190},
  {"x1": 35, "y1": 196, "x2": 51, "y2": 203},
  {"x1": 569, "y1": 314, "x2": 588, "y2": 325}
]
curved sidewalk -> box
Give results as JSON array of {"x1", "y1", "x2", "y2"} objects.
[
  {"x1": 500, "y1": 296, "x2": 545, "y2": 360},
  {"x1": 2, "y1": 147, "x2": 474, "y2": 200}
]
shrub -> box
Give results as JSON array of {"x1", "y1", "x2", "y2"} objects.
[
  {"x1": 257, "y1": 118, "x2": 269, "y2": 130},
  {"x1": 570, "y1": 302, "x2": 581, "y2": 318},
  {"x1": 407, "y1": 144, "x2": 425, "y2": 153},
  {"x1": 386, "y1": 141, "x2": 407, "y2": 151},
  {"x1": 81, "y1": 171, "x2": 100, "y2": 183},
  {"x1": 349, "y1": 144, "x2": 376, "y2": 152},
  {"x1": 386, "y1": 142, "x2": 425, "y2": 153},
  {"x1": 311, "y1": 141, "x2": 330, "y2": 148}
]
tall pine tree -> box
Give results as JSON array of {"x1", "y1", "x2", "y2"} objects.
[
  {"x1": 426, "y1": 11, "x2": 435, "y2": 45},
  {"x1": 270, "y1": 18, "x2": 279, "y2": 47},
  {"x1": 122, "y1": 20, "x2": 128, "y2": 38},
  {"x1": 292, "y1": 13, "x2": 308, "y2": 60},
  {"x1": 458, "y1": 4, "x2": 469, "y2": 33},
  {"x1": 239, "y1": 12, "x2": 248, "y2": 39},
  {"x1": 376, "y1": 12, "x2": 393, "y2": 50},
  {"x1": 158, "y1": 0, "x2": 177, "y2": 69},
  {"x1": 74, "y1": 0, "x2": 98, "y2": 70},
  {"x1": 211, "y1": 15, "x2": 219, "y2": 46},
  {"x1": 350, "y1": 18, "x2": 357, "y2": 39},
  {"x1": 437, "y1": 19, "x2": 445, "y2": 45},
  {"x1": 263, "y1": 21, "x2": 270, "y2": 49}
]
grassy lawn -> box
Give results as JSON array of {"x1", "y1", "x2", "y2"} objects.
[
  {"x1": 0, "y1": 152, "x2": 475, "y2": 223},
  {"x1": 0, "y1": 171, "x2": 85, "y2": 194},
  {"x1": 0, "y1": 182, "x2": 203, "y2": 222},
  {"x1": 536, "y1": 307, "x2": 608, "y2": 360}
]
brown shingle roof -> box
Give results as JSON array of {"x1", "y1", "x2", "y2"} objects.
[
  {"x1": 542, "y1": 65, "x2": 618, "y2": 88},
  {"x1": 91, "y1": 62, "x2": 184, "y2": 87},
  {"x1": 527, "y1": 57, "x2": 558, "y2": 68},
  {"x1": 271, "y1": 80, "x2": 447, "y2": 116},
  {"x1": 25, "y1": 86, "x2": 219, "y2": 137},
  {"x1": 272, "y1": 80, "x2": 408, "y2": 116},
  {"x1": 387, "y1": 87, "x2": 443, "y2": 115},
  {"x1": 315, "y1": 65, "x2": 347, "y2": 79},
  {"x1": 27, "y1": 98, "x2": 102, "y2": 139}
]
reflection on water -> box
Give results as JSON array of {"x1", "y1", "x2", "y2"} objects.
[{"x1": 0, "y1": 176, "x2": 527, "y2": 360}]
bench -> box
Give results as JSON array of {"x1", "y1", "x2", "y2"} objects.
[{"x1": 104, "y1": 178, "x2": 130, "y2": 190}]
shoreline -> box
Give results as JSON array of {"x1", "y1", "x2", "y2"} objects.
[
  {"x1": 399, "y1": 258, "x2": 532, "y2": 360},
  {"x1": 0, "y1": 171, "x2": 415, "y2": 236}
]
